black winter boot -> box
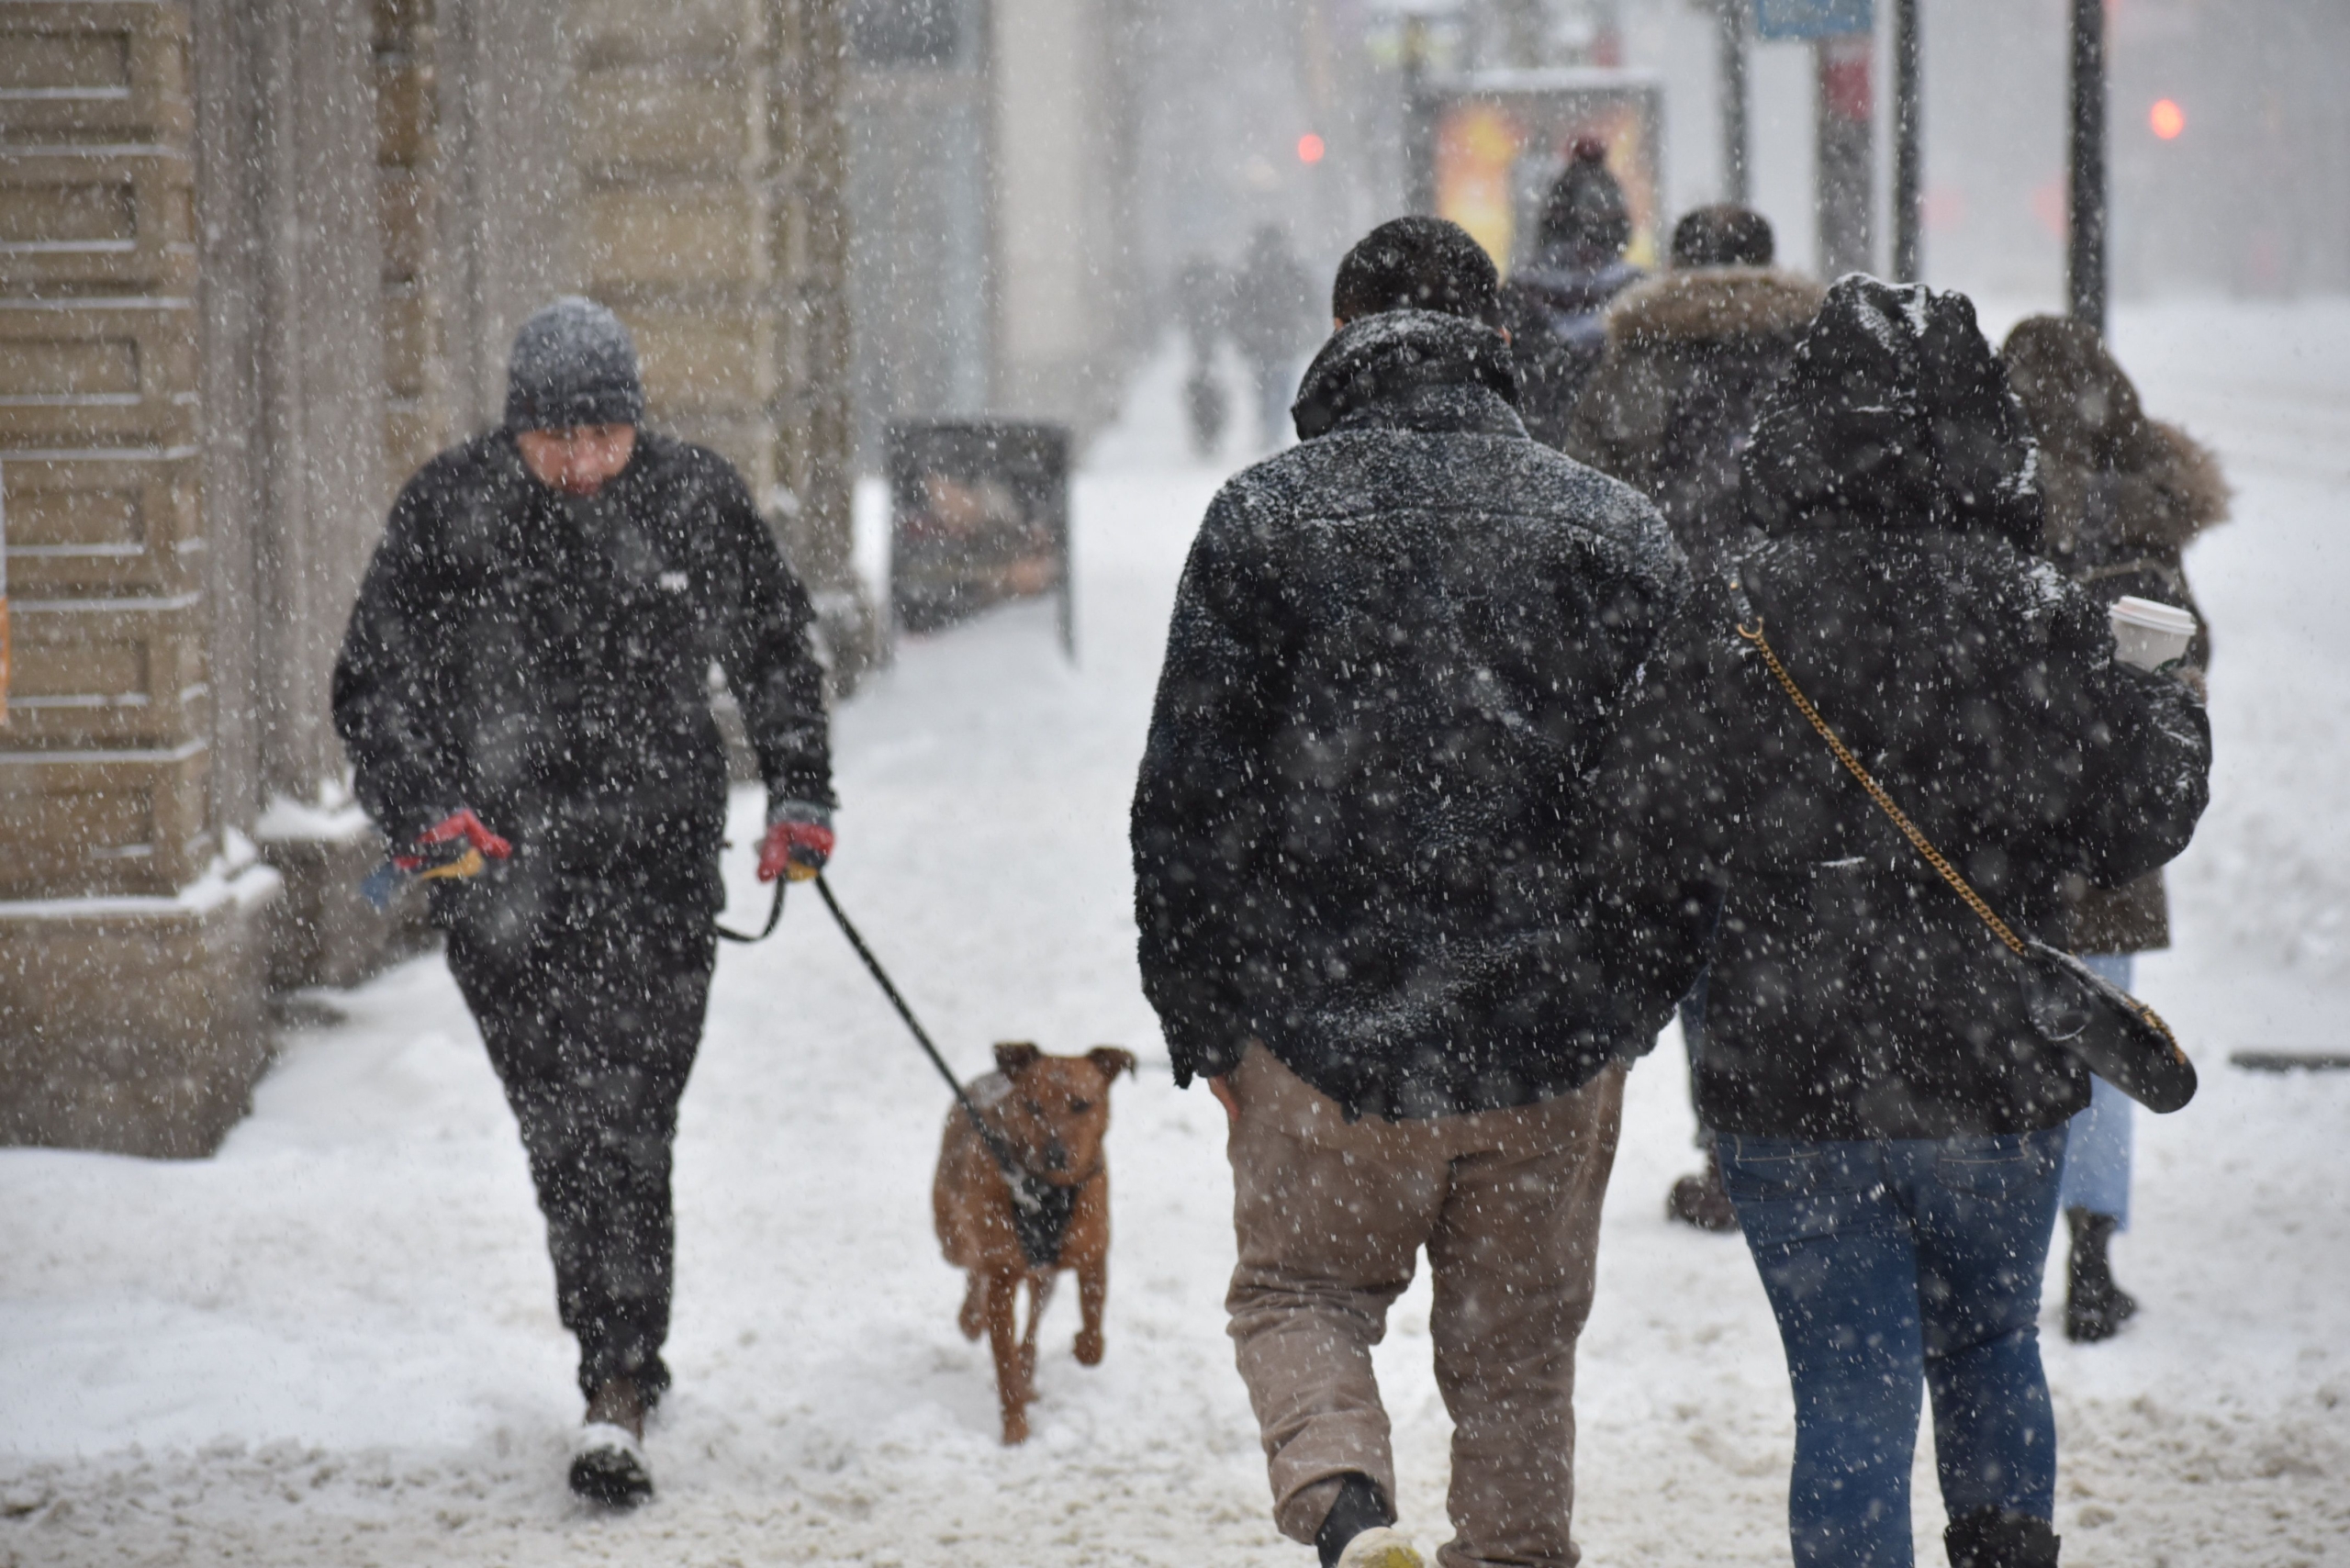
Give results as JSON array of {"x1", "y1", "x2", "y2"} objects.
[
  {"x1": 1667, "y1": 1147, "x2": 1740, "y2": 1232},
  {"x1": 570, "y1": 1375, "x2": 654, "y2": 1508},
  {"x1": 1945, "y1": 1506, "x2": 2060, "y2": 1567},
  {"x1": 1316, "y1": 1473, "x2": 1402, "y2": 1568},
  {"x1": 2065, "y1": 1208, "x2": 2138, "y2": 1343}
]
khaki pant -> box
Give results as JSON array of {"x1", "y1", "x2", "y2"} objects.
[{"x1": 1225, "y1": 1045, "x2": 1624, "y2": 1568}]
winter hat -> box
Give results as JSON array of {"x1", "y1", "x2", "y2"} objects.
[
  {"x1": 505, "y1": 297, "x2": 644, "y2": 431},
  {"x1": 1332, "y1": 216, "x2": 1501, "y2": 327},
  {"x1": 1671, "y1": 204, "x2": 1775, "y2": 269},
  {"x1": 1537, "y1": 139, "x2": 1632, "y2": 262},
  {"x1": 1741, "y1": 274, "x2": 2042, "y2": 544}
]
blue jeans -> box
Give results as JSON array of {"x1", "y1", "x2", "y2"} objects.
[
  {"x1": 1718, "y1": 1129, "x2": 2068, "y2": 1568},
  {"x1": 2057, "y1": 953, "x2": 2135, "y2": 1226}
]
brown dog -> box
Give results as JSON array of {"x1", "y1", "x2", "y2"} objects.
[{"x1": 934, "y1": 1042, "x2": 1136, "y2": 1444}]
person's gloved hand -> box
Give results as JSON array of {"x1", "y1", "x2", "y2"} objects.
[
  {"x1": 395, "y1": 808, "x2": 513, "y2": 879},
  {"x1": 757, "y1": 803, "x2": 834, "y2": 883}
]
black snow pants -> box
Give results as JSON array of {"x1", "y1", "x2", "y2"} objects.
[{"x1": 442, "y1": 880, "x2": 717, "y2": 1405}]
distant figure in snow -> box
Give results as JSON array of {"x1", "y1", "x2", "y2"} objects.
[
  {"x1": 1561, "y1": 204, "x2": 1825, "y2": 1234},
  {"x1": 1500, "y1": 138, "x2": 1647, "y2": 448},
  {"x1": 2001, "y1": 314, "x2": 2230, "y2": 1344},
  {"x1": 1227, "y1": 224, "x2": 1320, "y2": 453},
  {"x1": 332, "y1": 297, "x2": 837, "y2": 1509},
  {"x1": 1176, "y1": 253, "x2": 1232, "y2": 460},
  {"x1": 1133, "y1": 216, "x2": 1690, "y2": 1568},
  {"x1": 1581, "y1": 275, "x2": 2211, "y2": 1568}
]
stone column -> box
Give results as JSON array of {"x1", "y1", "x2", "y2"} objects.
[
  {"x1": 0, "y1": 0, "x2": 279, "y2": 1157},
  {"x1": 376, "y1": 0, "x2": 453, "y2": 490},
  {"x1": 433, "y1": 0, "x2": 575, "y2": 431},
  {"x1": 988, "y1": 0, "x2": 1141, "y2": 434},
  {"x1": 767, "y1": 0, "x2": 868, "y2": 685},
  {"x1": 202, "y1": 0, "x2": 404, "y2": 993},
  {"x1": 565, "y1": 0, "x2": 866, "y2": 689}
]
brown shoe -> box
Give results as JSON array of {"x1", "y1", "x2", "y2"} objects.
[
  {"x1": 1667, "y1": 1149, "x2": 1740, "y2": 1233},
  {"x1": 571, "y1": 1376, "x2": 653, "y2": 1507}
]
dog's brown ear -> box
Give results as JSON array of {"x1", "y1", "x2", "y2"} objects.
[
  {"x1": 994, "y1": 1041, "x2": 1042, "y2": 1077},
  {"x1": 1088, "y1": 1047, "x2": 1138, "y2": 1083}
]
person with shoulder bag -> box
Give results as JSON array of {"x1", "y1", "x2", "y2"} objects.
[
  {"x1": 1572, "y1": 276, "x2": 2211, "y2": 1568},
  {"x1": 2000, "y1": 316, "x2": 2230, "y2": 1343}
]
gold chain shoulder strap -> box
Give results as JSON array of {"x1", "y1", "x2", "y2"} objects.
[
  {"x1": 1730, "y1": 605, "x2": 2182, "y2": 1055},
  {"x1": 1733, "y1": 615, "x2": 2028, "y2": 956}
]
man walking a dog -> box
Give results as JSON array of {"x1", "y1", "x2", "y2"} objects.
[
  {"x1": 334, "y1": 297, "x2": 836, "y2": 1507},
  {"x1": 1132, "y1": 219, "x2": 1691, "y2": 1568}
]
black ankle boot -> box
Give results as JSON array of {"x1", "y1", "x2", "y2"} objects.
[
  {"x1": 2065, "y1": 1207, "x2": 2139, "y2": 1343},
  {"x1": 1945, "y1": 1506, "x2": 2060, "y2": 1567},
  {"x1": 1316, "y1": 1473, "x2": 1393, "y2": 1568}
]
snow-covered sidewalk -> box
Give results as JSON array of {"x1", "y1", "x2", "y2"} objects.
[{"x1": 4, "y1": 301, "x2": 2348, "y2": 1567}]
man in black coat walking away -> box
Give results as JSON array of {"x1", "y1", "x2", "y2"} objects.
[
  {"x1": 1560, "y1": 203, "x2": 1824, "y2": 1231},
  {"x1": 1132, "y1": 218, "x2": 1691, "y2": 1568},
  {"x1": 332, "y1": 297, "x2": 837, "y2": 1507},
  {"x1": 1499, "y1": 139, "x2": 1647, "y2": 448}
]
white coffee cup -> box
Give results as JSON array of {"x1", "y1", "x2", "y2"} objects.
[{"x1": 2109, "y1": 595, "x2": 2197, "y2": 671}]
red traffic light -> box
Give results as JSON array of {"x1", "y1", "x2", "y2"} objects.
[
  {"x1": 1297, "y1": 133, "x2": 1326, "y2": 165},
  {"x1": 2149, "y1": 99, "x2": 2186, "y2": 140}
]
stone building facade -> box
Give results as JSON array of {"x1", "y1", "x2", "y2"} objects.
[{"x1": 0, "y1": 0, "x2": 863, "y2": 1157}]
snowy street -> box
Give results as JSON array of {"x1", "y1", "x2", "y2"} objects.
[{"x1": 5, "y1": 300, "x2": 2349, "y2": 1566}]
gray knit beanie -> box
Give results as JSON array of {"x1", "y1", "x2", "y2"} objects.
[{"x1": 504, "y1": 297, "x2": 644, "y2": 431}]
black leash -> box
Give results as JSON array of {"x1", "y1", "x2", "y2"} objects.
[
  {"x1": 811, "y1": 874, "x2": 1069, "y2": 1265},
  {"x1": 714, "y1": 876, "x2": 787, "y2": 944}
]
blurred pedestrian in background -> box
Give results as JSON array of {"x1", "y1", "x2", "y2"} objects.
[
  {"x1": 1229, "y1": 225, "x2": 1320, "y2": 453},
  {"x1": 1580, "y1": 276, "x2": 2211, "y2": 1568},
  {"x1": 1561, "y1": 205, "x2": 1824, "y2": 1232},
  {"x1": 1177, "y1": 252, "x2": 1232, "y2": 460},
  {"x1": 1500, "y1": 139, "x2": 1646, "y2": 448},
  {"x1": 2001, "y1": 315, "x2": 2231, "y2": 1343}
]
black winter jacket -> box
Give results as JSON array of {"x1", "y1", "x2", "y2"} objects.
[
  {"x1": 1131, "y1": 310, "x2": 1690, "y2": 1120},
  {"x1": 1561, "y1": 266, "x2": 1826, "y2": 576},
  {"x1": 333, "y1": 431, "x2": 834, "y2": 916},
  {"x1": 1577, "y1": 278, "x2": 2211, "y2": 1140}
]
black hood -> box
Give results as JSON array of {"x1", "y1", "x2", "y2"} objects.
[
  {"x1": 1290, "y1": 309, "x2": 1521, "y2": 441},
  {"x1": 1740, "y1": 274, "x2": 2042, "y2": 546}
]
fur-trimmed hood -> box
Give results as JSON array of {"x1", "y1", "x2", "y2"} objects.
[
  {"x1": 2001, "y1": 314, "x2": 2230, "y2": 553},
  {"x1": 1603, "y1": 266, "x2": 1826, "y2": 350}
]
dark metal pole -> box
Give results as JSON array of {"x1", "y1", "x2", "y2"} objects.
[
  {"x1": 2067, "y1": 0, "x2": 2107, "y2": 330},
  {"x1": 1718, "y1": 0, "x2": 1750, "y2": 206},
  {"x1": 1891, "y1": 0, "x2": 1922, "y2": 280}
]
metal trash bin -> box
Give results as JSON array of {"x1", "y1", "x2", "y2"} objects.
[{"x1": 886, "y1": 420, "x2": 1072, "y2": 657}]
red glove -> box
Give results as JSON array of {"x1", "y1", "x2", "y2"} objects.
[
  {"x1": 394, "y1": 808, "x2": 512, "y2": 871},
  {"x1": 757, "y1": 819, "x2": 835, "y2": 883}
]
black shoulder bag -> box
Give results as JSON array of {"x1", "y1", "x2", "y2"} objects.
[{"x1": 1731, "y1": 604, "x2": 2198, "y2": 1114}]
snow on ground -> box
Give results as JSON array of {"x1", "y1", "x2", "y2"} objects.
[{"x1": 5, "y1": 300, "x2": 2349, "y2": 1567}]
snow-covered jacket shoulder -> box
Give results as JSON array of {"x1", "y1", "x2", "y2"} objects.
[{"x1": 1132, "y1": 310, "x2": 1689, "y2": 1121}]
